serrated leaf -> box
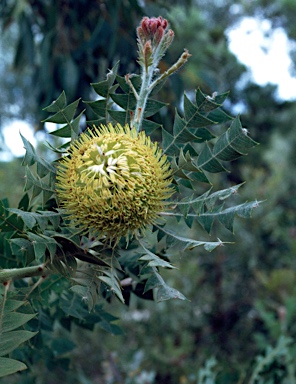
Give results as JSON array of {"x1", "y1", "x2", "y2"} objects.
[
  {"x1": 195, "y1": 88, "x2": 229, "y2": 110},
  {"x1": 141, "y1": 119, "x2": 161, "y2": 135},
  {"x1": 27, "y1": 232, "x2": 57, "y2": 261},
  {"x1": 0, "y1": 357, "x2": 27, "y2": 377},
  {"x1": 0, "y1": 202, "x2": 24, "y2": 232},
  {"x1": 91, "y1": 62, "x2": 120, "y2": 98},
  {"x1": 20, "y1": 133, "x2": 36, "y2": 166},
  {"x1": 49, "y1": 110, "x2": 84, "y2": 140},
  {"x1": 171, "y1": 148, "x2": 209, "y2": 183},
  {"x1": 195, "y1": 88, "x2": 220, "y2": 111},
  {"x1": 174, "y1": 184, "x2": 243, "y2": 212},
  {"x1": 0, "y1": 330, "x2": 38, "y2": 357},
  {"x1": 6, "y1": 209, "x2": 36, "y2": 230},
  {"x1": 91, "y1": 80, "x2": 110, "y2": 97},
  {"x1": 43, "y1": 91, "x2": 67, "y2": 112},
  {"x1": 110, "y1": 93, "x2": 137, "y2": 111},
  {"x1": 144, "y1": 270, "x2": 187, "y2": 302},
  {"x1": 184, "y1": 94, "x2": 216, "y2": 128},
  {"x1": 99, "y1": 269, "x2": 124, "y2": 303},
  {"x1": 165, "y1": 200, "x2": 261, "y2": 234},
  {"x1": 144, "y1": 99, "x2": 167, "y2": 118},
  {"x1": 197, "y1": 143, "x2": 227, "y2": 173},
  {"x1": 155, "y1": 225, "x2": 224, "y2": 252},
  {"x1": 213, "y1": 116, "x2": 258, "y2": 161},
  {"x1": 116, "y1": 74, "x2": 141, "y2": 94},
  {"x1": 21, "y1": 134, "x2": 56, "y2": 174},
  {"x1": 1, "y1": 312, "x2": 36, "y2": 333},
  {"x1": 84, "y1": 99, "x2": 107, "y2": 117},
  {"x1": 108, "y1": 110, "x2": 130, "y2": 126},
  {"x1": 138, "y1": 240, "x2": 175, "y2": 269},
  {"x1": 106, "y1": 61, "x2": 120, "y2": 86},
  {"x1": 10, "y1": 238, "x2": 32, "y2": 258},
  {"x1": 207, "y1": 108, "x2": 233, "y2": 124},
  {"x1": 162, "y1": 129, "x2": 179, "y2": 156},
  {"x1": 0, "y1": 300, "x2": 24, "y2": 313},
  {"x1": 42, "y1": 98, "x2": 80, "y2": 124}
]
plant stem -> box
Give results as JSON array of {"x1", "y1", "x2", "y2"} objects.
[
  {"x1": 0, "y1": 264, "x2": 48, "y2": 284},
  {"x1": 132, "y1": 61, "x2": 155, "y2": 133}
]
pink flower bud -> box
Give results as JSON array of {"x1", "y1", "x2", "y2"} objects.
[{"x1": 139, "y1": 16, "x2": 169, "y2": 46}]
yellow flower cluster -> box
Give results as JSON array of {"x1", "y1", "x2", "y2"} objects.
[{"x1": 56, "y1": 123, "x2": 174, "y2": 240}]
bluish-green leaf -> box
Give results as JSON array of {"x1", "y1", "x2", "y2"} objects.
[
  {"x1": 197, "y1": 143, "x2": 227, "y2": 173},
  {"x1": 1, "y1": 312, "x2": 36, "y2": 333},
  {"x1": 0, "y1": 330, "x2": 38, "y2": 357},
  {"x1": 184, "y1": 94, "x2": 216, "y2": 128},
  {"x1": 7, "y1": 209, "x2": 36, "y2": 230},
  {"x1": 49, "y1": 110, "x2": 85, "y2": 140},
  {"x1": 42, "y1": 99, "x2": 80, "y2": 124},
  {"x1": 0, "y1": 357, "x2": 27, "y2": 377},
  {"x1": 99, "y1": 269, "x2": 124, "y2": 303},
  {"x1": 155, "y1": 225, "x2": 224, "y2": 252},
  {"x1": 138, "y1": 240, "x2": 175, "y2": 269},
  {"x1": 43, "y1": 91, "x2": 67, "y2": 113},
  {"x1": 144, "y1": 270, "x2": 187, "y2": 302},
  {"x1": 213, "y1": 116, "x2": 258, "y2": 161},
  {"x1": 84, "y1": 99, "x2": 107, "y2": 118}
]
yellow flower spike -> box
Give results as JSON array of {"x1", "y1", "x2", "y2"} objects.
[{"x1": 55, "y1": 123, "x2": 174, "y2": 240}]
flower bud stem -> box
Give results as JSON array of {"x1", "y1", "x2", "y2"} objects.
[
  {"x1": 0, "y1": 264, "x2": 48, "y2": 284},
  {"x1": 131, "y1": 47, "x2": 191, "y2": 133}
]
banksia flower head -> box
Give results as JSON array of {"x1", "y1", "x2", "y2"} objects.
[{"x1": 56, "y1": 123, "x2": 174, "y2": 241}]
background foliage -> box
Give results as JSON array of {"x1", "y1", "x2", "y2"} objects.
[{"x1": 0, "y1": 0, "x2": 296, "y2": 383}]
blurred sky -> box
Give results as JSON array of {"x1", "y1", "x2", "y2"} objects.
[
  {"x1": 2, "y1": 16, "x2": 296, "y2": 160},
  {"x1": 228, "y1": 17, "x2": 296, "y2": 100}
]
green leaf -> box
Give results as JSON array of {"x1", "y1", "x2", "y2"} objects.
[
  {"x1": 184, "y1": 94, "x2": 216, "y2": 128},
  {"x1": 91, "y1": 80, "x2": 109, "y2": 98},
  {"x1": 144, "y1": 269, "x2": 187, "y2": 302},
  {"x1": 83, "y1": 99, "x2": 107, "y2": 118},
  {"x1": 141, "y1": 119, "x2": 161, "y2": 135},
  {"x1": 24, "y1": 167, "x2": 55, "y2": 205},
  {"x1": 0, "y1": 201, "x2": 24, "y2": 233},
  {"x1": 27, "y1": 232, "x2": 57, "y2": 261},
  {"x1": 155, "y1": 225, "x2": 224, "y2": 252},
  {"x1": 174, "y1": 184, "x2": 244, "y2": 212},
  {"x1": 171, "y1": 148, "x2": 209, "y2": 184},
  {"x1": 21, "y1": 134, "x2": 55, "y2": 174},
  {"x1": 111, "y1": 93, "x2": 137, "y2": 112},
  {"x1": 91, "y1": 62, "x2": 120, "y2": 97},
  {"x1": 42, "y1": 99, "x2": 80, "y2": 124},
  {"x1": 49, "y1": 110, "x2": 85, "y2": 139},
  {"x1": 51, "y1": 337, "x2": 76, "y2": 357},
  {"x1": 1, "y1": 312, "x2": 36, "y2": 333},
  {"x1": 43, "y1": 91, "x2": 67, "y2": 112},
  {"x1": 138, "y1": 240, "x2": 176, "y2": 269},
  {"x1": 0, "y1": 357, "x2": 27, "y2": 377},
  {"x1": 165, "y1": 200, "x2": 261, "y2": 233},
  {"x1": 116, "y1": 74, "x2": 141, "y2": 94},
  {"x1": 0, "y1": 330, "x2": 37, "y2": 357},
  {"x1": 99, "y1": 268, "x2": 124, "y2": 303},
  {"x1": 162, "y1": 129, "x2": 179, "y2": 156},
  {"x1": 213, "y1": 116, "x2": 258, "y2": 161},
  {"x1": 144, "y1": 99, "x2": 168, "y2": 118},
  {"x1": 0, "y1": 300, "x2": 24, "y2": 313},
  {"x1": 108, "y1": 110, "x2": 130, "y2": 126},
  {"x1": 6, "y1": 209, "x2": 36, "y2": 230},
  {"x1": 197, "y1": 143, "x2": 227, "y2": 173}
]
